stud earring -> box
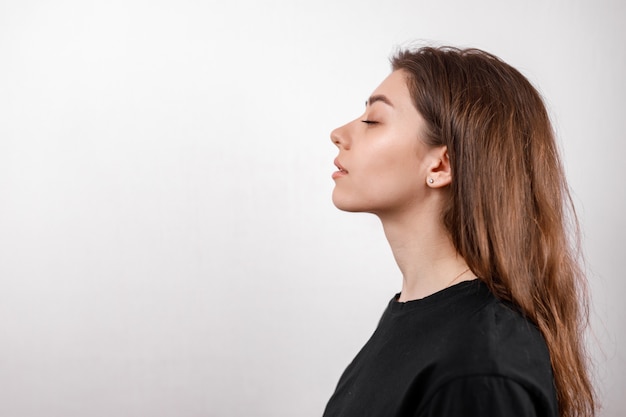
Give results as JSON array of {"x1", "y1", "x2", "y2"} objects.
[{"x1": 428, "y1": 178, "x2": 434, "y2": 184}]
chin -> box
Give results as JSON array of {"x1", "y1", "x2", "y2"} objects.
[
  {"x1": 331, "y1": 192, "x2": 373, "y2": 213},
  {"x1": 332, "y1": 193, "x2": 355, "y2": 212},
  {"x1": 333, "y1": 203, "x2": 363, "y2": 213}
]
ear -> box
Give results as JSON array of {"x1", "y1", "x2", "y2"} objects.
[{"x1": 425, "y1": 146, "x2": 452, "y2": 188}]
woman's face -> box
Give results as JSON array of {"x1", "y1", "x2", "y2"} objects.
[{"x1": 331, "y1": 70, "x2": 441, "y2": 216}]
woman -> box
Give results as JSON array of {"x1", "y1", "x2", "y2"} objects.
[{"x1": 324, "y1": 46, "x2": 595, "y2": 417}]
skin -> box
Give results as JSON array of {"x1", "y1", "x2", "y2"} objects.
[{"x1": 331, "y1": 70, "x2": 475, "y2": 301}]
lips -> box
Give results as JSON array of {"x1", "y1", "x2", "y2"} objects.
[
  {"x1": 334, "y1": 158, "x2": 348, "y2": 173},
  {"x1": 332, "y1": 158, "x2": 348, "y2": 180}
]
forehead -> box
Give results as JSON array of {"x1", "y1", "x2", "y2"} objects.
[{"x1": 369, "y1": 70, "x2": 416, "y2": 114}]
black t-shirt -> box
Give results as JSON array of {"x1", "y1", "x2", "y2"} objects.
[{"x1": 323, "y1": 280, "x2": 558, "y2": 417}]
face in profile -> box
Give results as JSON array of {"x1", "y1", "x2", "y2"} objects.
[{"x1": 330, "y1": 70, "x2": 443, "y2": 217}]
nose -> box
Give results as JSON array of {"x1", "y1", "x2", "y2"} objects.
[{"x1": 330, "y1": 123, "x2": 350, "y2": 149}]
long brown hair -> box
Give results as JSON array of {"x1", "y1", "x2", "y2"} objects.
[{"x1": 392, "y1": 46, "x2": 595, "y2": 417}]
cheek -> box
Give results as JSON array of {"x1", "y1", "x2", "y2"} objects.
[
  {"x1": 367, "y1": 142, "x2": 422, "y2": 186},
  {"x1": 370, "y1": 164, "x2": 422, "y2": 201},
  {"x1": 332, "y1": 133, "x2": 426, "y2": 212},
  {"x1": 358, "y1": 146, "x2": 424, "y2": 203}
]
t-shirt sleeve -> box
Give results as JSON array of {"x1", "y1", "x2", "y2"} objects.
[{"x1": 418, "y1": 375, "x2": 557, "y2": 417}]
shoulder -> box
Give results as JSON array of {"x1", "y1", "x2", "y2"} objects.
[
  {"x1": 448, "y1": 283, "x2": 553, "y2": 378},
  {"x1": 423, "y1": 280, "x2": 557, "y2": 415},
  {"x1": 418, "y1": 374, "x2": 558, "y2": 417}
]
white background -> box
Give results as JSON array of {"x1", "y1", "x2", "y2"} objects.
[{"x1": 0, "y1": 0, "x2": 624, "y2": 416}]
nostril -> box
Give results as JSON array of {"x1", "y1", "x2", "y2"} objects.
[
  {"x1": 330, "y1": 123, "x2": 352, "y2": 150},
  {"x1": 330, "y1": 127, "x2": 344, "y2": 146}
]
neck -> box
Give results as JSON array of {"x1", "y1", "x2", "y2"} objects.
[{"x1": 378, "y1": 208, "x2": 473, "y2": 302}]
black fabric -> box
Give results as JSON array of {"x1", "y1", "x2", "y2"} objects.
[{"x1": 323, "y1": 280, "x2": 558, "y2": 417}]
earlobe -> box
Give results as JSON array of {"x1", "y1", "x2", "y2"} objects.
[{"x1": 426, "y1": 147, "x2": 452, "y2": 188}]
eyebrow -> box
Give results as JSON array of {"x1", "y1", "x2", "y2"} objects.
[{"x1": 366, "y1": 94, "x2": 394, "y2": 108}]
